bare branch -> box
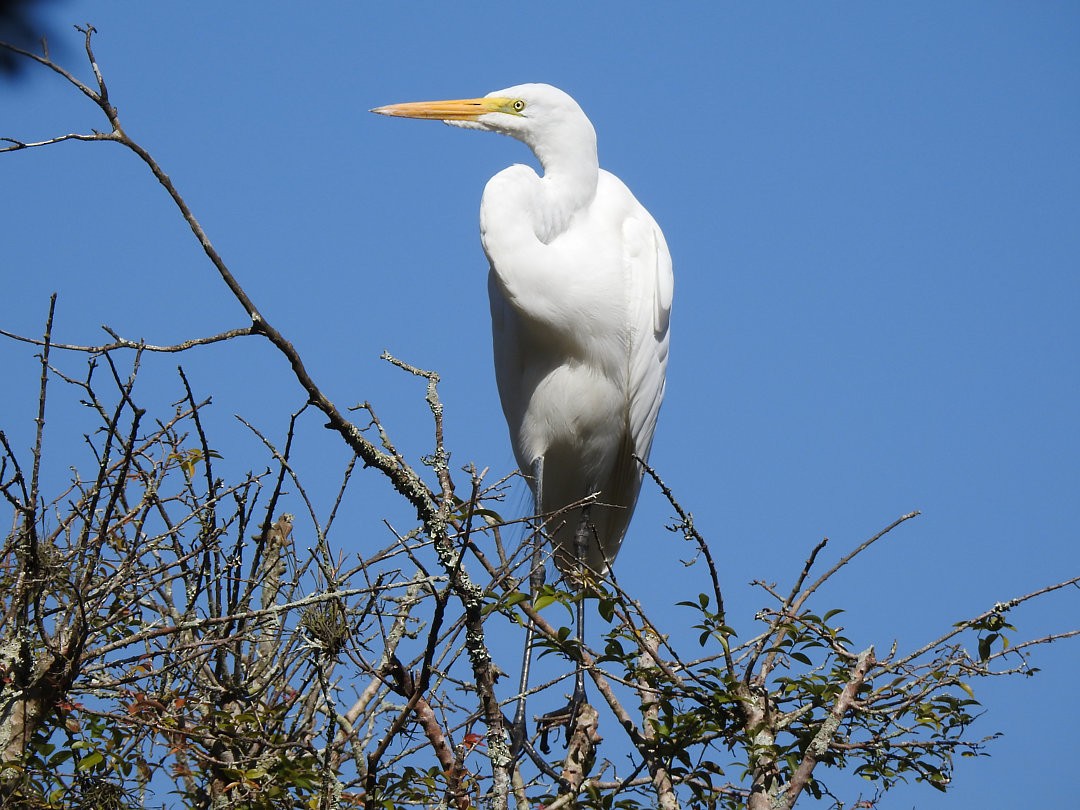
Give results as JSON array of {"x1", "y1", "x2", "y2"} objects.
[
  {"x1": 780, "y1": 647, "x2": 875, "y2": 809},
  {"x1": 0, "y1": 324, "x2": 255, "y2": 353},
  {"x1": 635, "y1": 631, "x2": 680, "y2": 810}
]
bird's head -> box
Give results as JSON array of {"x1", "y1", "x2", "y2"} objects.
[{"x1": 371, "y1": 83, "x2": 596, "y2": 163}]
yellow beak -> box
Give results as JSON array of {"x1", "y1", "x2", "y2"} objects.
[{"x1": 370, "y1": 96, "x2": 519, "y2": 121}]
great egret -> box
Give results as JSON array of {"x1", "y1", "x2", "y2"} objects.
[{"x1": 372, "y1": 83, "x2": 673, "y2": 745}]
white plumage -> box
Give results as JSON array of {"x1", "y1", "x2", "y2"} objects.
[{"x1": 373, "y1": 83, "x2": 673, "y2": 579}]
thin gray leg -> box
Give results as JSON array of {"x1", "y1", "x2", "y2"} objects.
[
  {"x1": 510, "y1": 457, "x2": 545, "y2": 760},
  {"x1": 567, "y1": 504, "x2": 591, "y2": 730},
  {"x1": 536, "y1": 503, "x2": 593, "y2": 752}
]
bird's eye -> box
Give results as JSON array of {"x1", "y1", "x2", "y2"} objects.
[{"x1": 512, "y1": 99, "x2": 526, "y2": 113}]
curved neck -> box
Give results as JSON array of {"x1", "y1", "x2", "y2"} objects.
[{"x1": 527, "y1": 119, "x2": 599, "y2": 242}]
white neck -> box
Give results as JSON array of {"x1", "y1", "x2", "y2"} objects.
[{"x1": 527, "y1": 117, "x2": 599, "y2": 242}]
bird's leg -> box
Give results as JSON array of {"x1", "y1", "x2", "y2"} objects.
[
  {"x1": 567, "y1": 504, "x2": 591, "y2": 737},
  {"x1": 510, "y1": 534, "x2": 545, "y2": 759},
  {"x1": 510, "y1": 458, "x2": 546, "y2": 761},
  {"x1": 537, "y1": 504, "x2": 593, "y2": 751}
]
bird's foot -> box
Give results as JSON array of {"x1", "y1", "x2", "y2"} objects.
[{"x1": 536, "y1": 690, "x2": 587, "y2": 754}]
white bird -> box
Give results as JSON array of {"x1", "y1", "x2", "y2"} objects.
[
  {"x1": 373, "y1": 85, "x2": 672, "y2": 753},
  {"x1": 372, "y1": 83, "x2": 673, "y2": 584}
]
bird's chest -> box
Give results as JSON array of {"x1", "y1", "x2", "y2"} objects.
[
  {"x1": 491, "y1": 225, "x2": 632, "y2": 470},
  {"x1": 489, "y1": 217, "x2": 631, "y2": 372}
]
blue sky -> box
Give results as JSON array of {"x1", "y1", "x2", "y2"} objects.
[{"x1": 3, "y1": 2, "x2": 1078, "y2": 807}]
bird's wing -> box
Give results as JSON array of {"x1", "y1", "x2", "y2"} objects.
[
  {"x1": 623, "y1": 207, "x2": 673, "y2": 467},
  {"x1": 588, "y1": 198, "x2": 670, "y2": 569},
  {"x1": 487, "y1": 266, "x2": 527, "y2": 472}
]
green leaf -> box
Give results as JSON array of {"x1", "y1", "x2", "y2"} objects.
[
  {"x1": 598, "y1": 597, "x2": 616, "y2": 623},
  {"x1": 78, "y1": 750, "x2": 104, "y2": 771},
  {"x1": 534, "y1": 593, "x2": 557, "y2": 611},
  {"x1": 604, "y1": 638, "x2": 627, "y2": 659},
  {"x1": 504, "y1": 591, "x2": 528, "y2": 607},
  {"x1": 48, "y1": 749, "x2": 73, "y2": 769}
]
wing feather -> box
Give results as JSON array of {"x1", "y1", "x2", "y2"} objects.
[{"x1": 624, "y1": 213, "x2": 673, "y2": 468}]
